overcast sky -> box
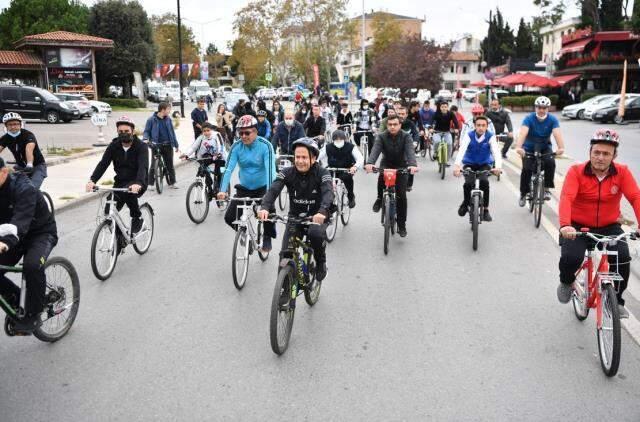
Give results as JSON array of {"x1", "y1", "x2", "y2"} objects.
[{"x1": 1, "y1": 0, "x2": 581, "y2": 54}]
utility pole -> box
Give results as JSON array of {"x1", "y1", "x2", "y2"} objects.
[
  {"x1": 361, "y1": 0, "x2": 366, "y2": 98},
  {"x1": 177, "y1": 0, "x2": 185, "y2": 117}
]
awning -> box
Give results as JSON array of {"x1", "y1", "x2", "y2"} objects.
[
  {"x1": 470, "y1": 80, "x2": 499, "y2": 87},
  {"x1": 517, "y1": 73, "x2": 561, "y2": 88},
  {"x1": 558, "y1": 38, "x2": 592, "y2": 56},
  {"x1": 493, "y1": 73, "x2": 527, "y2": 86},
  {"x1": 552, "y1": 74, "x2": 581, "y2": 86}
]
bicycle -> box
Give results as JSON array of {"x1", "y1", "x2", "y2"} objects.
[
  {"x1": 462, "y1": 169, "x2": 494, "y2": 251},
  {"x1": 524, "y1": 151, "x2": 555, "y2": 229},
  {"x1": 11, "y1": 164, "x2": 54, "y2": 217},
  {"x1": 325, "y1": 167, "x2": 352, "y2": 242},
  {"x1": 90, "y1": 187, "x2": 155, "y2": 281},
  {"x1": 415, "y1": 126, "x2": 430, "y2": 159},
  {"x1": 336, "y1": 124, "x2": 353, "y2": 140},
  {"x1": 432, "y1": 131, "x2": 451, "y2": 180},
  {"x1": 354, "y1": 129, "x2": 373, "y2": 164},
  {"x1": 184, "y1": 156, "x2": 227, "y2": 224},
  {"x1": 569, "y1": 230, "x2": 638, "y2": 376},
  {"x1": 267, "y1": 214, "x2": 322, "y2": 355},
  {"x1": 276, "y1": 154, "x2": 294, "y2": 211},
  {"x1": 229, "y1": 197, "x2": 270, "y2": 290},
  {"x1": 148, "y1": 142, "x2": 170, "y2": 194},
  {"x1": 372, "y1": 167, "x2": 410, "y2": 255},
  {"x1": 0, "y1": 256, "x2": 79, "y2": 341}
]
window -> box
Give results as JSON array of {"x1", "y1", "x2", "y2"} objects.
[
  {"x1": 2, "y1": 87, "x2": 18, "y2": 101},
  {"x1": 21, "y1": 89, "x2": 40, "y2": 102},
  {"x1": 560, "y1": 31, "x2": 564, "y2": 37},
  {"x1": 462, "y1": 66, "x2": 468, "y2": 74},
  {"x1": 450, "y1": 66, "x2": 454, "y2": 73}
]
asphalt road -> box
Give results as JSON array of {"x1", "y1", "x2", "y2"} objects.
[{"x1": 2, "y1": 157, "x2": 640, "y2": 421}]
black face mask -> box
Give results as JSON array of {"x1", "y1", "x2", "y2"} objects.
[{"x1": 118, "y1": 133, "x2": 133, "y2": 144}]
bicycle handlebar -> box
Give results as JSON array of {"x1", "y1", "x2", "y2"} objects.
[
  {"x1": 326, "y1": 167, "x2": 353, "y2": 172},
  {"x1": 227, "y1": 197, "x2": 263, "y2": 203},
  {"x1": 570, "y1": 231, "x2": 638, "y2": 243},
  {"x1": 462, "y1": 169, "x2": 494, "y2": 177},
  {"x1": 264, "y1": 213, "x2": 318, "y2": 225},
  {"x1": 524, "y1": 151, "x2": 556, "y2": 158},
  {"x1": 92, "y1": 186, "x2": 133, "y2": 193},
  {"x1": 370, "y1": 167, "x2": 411, "y2": 174}
]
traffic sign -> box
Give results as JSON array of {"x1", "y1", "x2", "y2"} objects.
[
  {"x1": 91, "y1": 113, "x2": 108, "y2": 127},
  {"x1": 265, "y1": 73, "x2": 272, "y2": 82}
]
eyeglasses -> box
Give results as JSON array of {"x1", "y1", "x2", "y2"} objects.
[{"x1": 238, "y1": 130, "x2": 252, "y2": 137}]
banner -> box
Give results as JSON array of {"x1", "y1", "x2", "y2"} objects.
[
  {"x1": 618, "y1": 60, "x2": 627, "y2": 119},
  {"x1": 201, "y1": 62, "x2": 209, "y2": 80},
  {"x1": 313, "y1": 64, "x2": 320, "y2": 91}
]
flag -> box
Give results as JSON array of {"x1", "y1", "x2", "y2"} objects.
[{"x1": 618, "y1": 60, "x2": 627, "y2": 119}]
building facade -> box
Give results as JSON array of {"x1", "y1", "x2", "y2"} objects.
[
  {"x1": 441, "y1": 35, "x2": 483, "y2": 90},
  {"x1": 540, "y1": 17, "x2": 581, "y2": 73}
]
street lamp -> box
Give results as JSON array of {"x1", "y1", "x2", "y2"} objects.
[
  {"x1": 176, "y1": 0, "x2": 185, "y2": 117},
  {"x1": 361, "y1": 0, "x2": 365, "y2": 98}
]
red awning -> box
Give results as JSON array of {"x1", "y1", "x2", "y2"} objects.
[
  {"x1": 493, "y1": 73, "x2": 527, "y2": 86},
  {"x1": 552, "y1": 74, "x2": 581, "y2": 86},
  {"x1": 470, "y1": 80, "x2": 499, "y2": 87},
  {"x1": 558, "y1": 38, "x2": 592, "y2": 55},
  {"x1": 517, "y1": 73, "x2": 561, "y2": 88}
]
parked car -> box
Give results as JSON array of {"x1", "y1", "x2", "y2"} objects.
[
  {"x1": 224, "y1": 92, "x2": 250, "y2": 111},
  {"x1": 89, "y1": 99, "x2": 112, "y2": 114},
  {"x1": 279, "y1": 88, "x2": 294, "y2": 101},
  {"x1": 437, "y1": 89, "x2": 453, "y2": 102},
  {"x1": 55, "y1": 93, "x2": 93, "y2": 118},
  {"x1": 158, "y1": 88, "x2": 181, "y2": 106},
  {"x1": 585, "y1": 94, "x2": 640, "y2": 120},
  {"x1": 256, "y1": 88, "x2": 277, "y2": 100},
  {"x1": 413, "y1": 89, "x2": 431, "y2": 104},
  {"x1": 462, "y1": 88, "x2": 480, "y2": 101},
  {"x1": 561, "y1": 95, "x2": 616, "y2": 120},
  {"x1": 592, "y1": 96, "x2": 640, "y2": 124},
  {"x1": 0, "y1": 85, "x2": 79, "y2": 123}
]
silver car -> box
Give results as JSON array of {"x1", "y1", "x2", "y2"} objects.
[{"x1": 561, "y1": 95, "x2": 615, "y2": 120}]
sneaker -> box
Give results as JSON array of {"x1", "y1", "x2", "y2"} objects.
[
  {"x1": 316, "y1": 261, "x2": 327, "y2": 282},
  {"x1": 518, "y1": 196, "x2": 526, "y2": 207},
  {"x1": 372, "y1": 198, "x2": 382, "y2": 213},
  {"x1": 619, "y1": 305, "x2": 630, "y2": 319},
  {"x1": 147, "y1": 185, "x2": 155, "y2": 191},
  {"x1": 131, "y1": 217, "x2": 143, "y2": 234},
  {"x1": 458, "y1": 203, "x2": 468, "y2": 217},
  {"x1": 544, "y1": 190, "x2": 552, "y2": 201},
  {"x1": 12, "y1": 313, "x2": 42, "y2": 333},
  {"x1": 557, "y1": 282, "x2": 573, "y2": 304},
  {"x1": 406, "y1": 186, "x2": 413, "y2": 192},
  {"x1": 260, "y1": 236, "x2": 272, "y2": 253},
  {"x1": 348, "y1": 198, "x2": 356, "y2": 209},
  {"x1": 501, "y1": 154, "x2": 508, "y2": 159},
  {"x1": 482, "y1": 209, "x2": 493, "y2": 222},
  {"x1": 169, "y1": 184, "x2": 179, "y2": 190},
  {"x1": 398, "y1": 226, "x2": 408, "y2": 237}
]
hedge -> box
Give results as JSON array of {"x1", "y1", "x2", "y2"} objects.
[
  {"x1": 580, "y1": 90, "x2": 604, "y2": 102},
  {"x1": 100, "y1": 97, "x2": 146, "y2": 108},
  {"x1": 478, "y1": 94, "x2": 559, "y2": 107}
]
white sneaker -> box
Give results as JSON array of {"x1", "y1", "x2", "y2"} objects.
[
  {"x1": 619, "y1": 305, "x2": 630, "y2": 319},
  {"x1": 169, "y1": 184, "x2": 179, "y2": 190}
]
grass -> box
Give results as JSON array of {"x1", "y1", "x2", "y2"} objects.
[
  {"x1": 46, "y1": 146, "x2": 91, "y2": 156},
  {"x1": 59, "y1": 195, "x2": 76, "y2": 201},
  {"x1": 100, "y1": 179, "x2": 114, "y2": 186},
  {"x1": 111, "y1": 106, "x2": 149, "y2": 112}
]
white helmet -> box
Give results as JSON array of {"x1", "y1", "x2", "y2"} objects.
[
  {"x1": 2, "y1": 112, "x2": 22, "y2": 124},
  {"x1": 534, "y1": 96, "x2": 551, "y2": 107}
]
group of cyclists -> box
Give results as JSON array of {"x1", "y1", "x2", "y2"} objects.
[{"x1": 1, "y1": 89, "x2": 639, "y2": 336}]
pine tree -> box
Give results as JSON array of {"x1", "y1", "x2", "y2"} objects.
[
  {"x1": 632, "y1": 0, "x2": 640, "y2": 33},
  {"x1": 600, "y1": 0, "x2": 623, "y2": 30},
  {"x1": 515, "y1": 18, "x2": 534, "y2": 59}
]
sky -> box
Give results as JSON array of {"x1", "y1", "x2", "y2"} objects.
[{"x1": 0, "y1": 0, "x2": 581, "y2": 54}]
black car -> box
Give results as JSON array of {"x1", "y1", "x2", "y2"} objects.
[
  {"x1": 0, "y1": 85, "x2": 79, "y2": 123},
  {"x1": 592, "y1": 96, "x2": 640, "y2": 124}
]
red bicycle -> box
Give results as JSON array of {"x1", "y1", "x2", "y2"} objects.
[{"x1": 570, "y1": 229, "x2": 638, "y2": 377}]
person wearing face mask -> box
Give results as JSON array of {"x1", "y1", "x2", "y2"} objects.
[
  {"x1": 272, "y1": 110, "x2": 305, "y2": 154},
  {"x1": 354, "y1": 99, "x2": 378, "y2": 152},
  {"x1": 319, "y1": 130, "x2": 363, "y2": 208},
  {"x1": 515, "y1": 96, "x2": 566, "y2": 206},
  {"x1": 87, "y1": 116, "x2": 148, "y2": 236},
  {"x1": 336, "y1": 102, "x2": 353, "y2": 127},
  {"x1": 295, "y1": 103, "x2": 309, "y2": 124},
  {"x1": 0, "y1": 113, "x2": 47, "y2": 189}
]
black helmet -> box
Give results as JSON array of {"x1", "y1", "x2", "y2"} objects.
[
  {"x1": 332, "y1": 130, "x2": 348, "y2": 142},
  {"x1": 291, "y1": 137, "x2": 320, "y2": 157}
]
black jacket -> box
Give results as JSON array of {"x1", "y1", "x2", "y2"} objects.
[
  {"x1": 90, "y1": 136, "x2": 149, "y2": 187},
  {"x1": 401, "y1": 120, "x2": 420, "y2": 143},
  {"x1": 262, "y1": 163, "x2": 334, "y2": 218},
  {"x1": 0, "y1": 129, "x2": 45, "y2": 167},
  {"x1": 337, "y1": 111, "x2": 353, "y2": 126},
  {"x1": 485, "y1": 108, "x2": 513, "y2": 135},
  {"x1": 432, "y1": 111, "x2": 458, "y2": 132},
  {"x1": 0, "y1": 173, "x2": 57, "y2": 249},
  {"x1": 367, "y1": 130, "x2": 417, "y2": 169},
  {"x1": 303, "y1": 116, "x2": 326, "y2": 138}
]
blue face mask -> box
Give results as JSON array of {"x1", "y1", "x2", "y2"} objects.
[{"x1": 7, "y1": 130, "x2": 20, "y2": 138}]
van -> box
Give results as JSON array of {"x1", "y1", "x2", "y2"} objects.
[
  {"x1": 0, "y1": 85, "x2": 79, "y2": 123},
  {"x1": 188, "y1": 81, "x2": 211, "y2": 101}
]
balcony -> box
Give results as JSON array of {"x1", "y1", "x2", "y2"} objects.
[{"x1": 555, "y1": 53, "x2": 640, "y2": 71}]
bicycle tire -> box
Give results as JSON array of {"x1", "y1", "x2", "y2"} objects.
[
  {"x1": 340, "y1": 190, "x2": 351, "y2": 226},
  {"x1": 326, "y1": 199, "x2": 339, "y2": 243},
  {"x1": 232, "y1": 228, "x2": 250, "y2": 290},
  {"x1": 90, "y1": 220, "x2": 118, "y2": 281},
  {"x1": 429, "y1": 142, "x2": 436, "y2": 161},
  {"x1": 572, "y1": 270, "x2": 589, "y2": 321},
  {"x1": 472, "y1": 195, "x2": 480, "y2": 251},
  {"x1": 534, "y1": 175, "x2": 544, "y2": 228},
  {"x1": 304, "y1": 254, "x2": 321, "y2": 306},
  {"x1": 257, "y1": 221, "x2": 269, "y2": 262},
  {"x1": 383, "y1": 195, "x2": 391, "y2": 255},
  {"x1": 270, "y1": 264, "x2": 296, "y2": 355},
  {"x1": 154, "y1": 160, "x2": 164, "y2": 194},
  {"x1": 33, "y1": 257, "x2": 80, "y2": 343},
  {"x1": 186, "y1": 181, "x2": 209, "y2": 224},
  {"x1": 133, "y1": 204, "x2": 154, "y2": 255},
  {"x1": 278, "y1": 187, "x2": 288, "y2": 211},
  {"x1": 420, "y1": 140, "x2": 427, "y2": 158},
  {"x1": 528, "y1": 180, "x2": 535, "y2": 213},
  {"x1": 363, "y1": 142, "x2": 369, "y2": 164},
  {"x1": 42, "y1": 191, "x2": 55, "y2": 218},
  {"x1": 597, "y1": 284, "x2": 621, "y2": 377},
  {"x1": 440, "y1": 143, "x2": 447, "y2": 180}
]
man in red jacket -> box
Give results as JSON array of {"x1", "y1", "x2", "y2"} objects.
[{"x1": 557, "y1": 129, "x2": 640, "y2": 317}]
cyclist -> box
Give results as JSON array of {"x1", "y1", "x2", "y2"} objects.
[
  {"x1": 87, "y1": 116, "x2": 148, "y2": 235},
  {"x1": 256, "y1": 110, "x2": 272, "y2": 140},
  {"x1": 303, "y1": 104, "x2": 326, "y2": 147},
  {"x1": 217, "y1": 115, "x2": 277, "y2": 252},
  {"x1": 430, "y1": 100, "x2": 459, "y2": 166},
  {"x1": 0, "y1": 156, "x2": 57, "y2": 333},
  {"x1": 515, "y1": 96, "x2": 565, "y2": 206},
  {"x1": 460, "y1": 104, "x2": 494, "y2": 143},
  {"x1": 190, "y1": 97, "x2": 208, "y2": 139},
  {"x1": 180, "y1": 122, "x2": 227, "y2": 200},
  {"x1": 272, "y1": 111, "x2": 305, "y2": 154},
  {"x1": 0, "y1": 112, "x2": 47, "y2": 189},
  {"x1": 337, "y1": 102, "x2": 353, "y2": 127},
  {"x1": 419, "y1": 100, "x2": 435, "y2": 127},
  {"x1": 365, "y1": 115, "x2": 419, "y2": 238},
  {"x1": 354, "y1": 99, "x2": 378, "y2": 152},
  {"x1": 143, "y1": 102, "x2": 180, "y2": 190},
  {"x1": 318, "y1": 130, "x2": 363, "y2": 208},
  {"x1": 396, "y1": 106, "x2": 420, "y2": 192},
  {"x1": 453, "y1": 115, "x2": 502, "y2": 222},
  {"x1": 258, "y1": 138, "x2": 333, "y2": 281},
  {"x1": 557, "y1": 129, "x2": 640, "y2": 318},
  {"x1": 320, "y1": 99, "x2": 334, "y2": 127},
  {"x1": 485, "y1": 98, "x2": 513, "y2": 158}
]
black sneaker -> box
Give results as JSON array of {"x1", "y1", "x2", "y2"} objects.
[
  {"x1": 458, "y1": 203, "x2": 468, "y2": 217},
  {"x1": 518, "y1": 196, "x2": 526, "y2": 207},
  {"x1": 12, "y1": 313, "x2": 42, "y2": 333},
  {"x1": 372, "y1": 198, "x2": 382, "y2": 213},
  {"x1": 557, "y1": 282, "x2": 572, "y2": 304},
  {"x1": 348, "y1": 198, "x2": 356, "y2": 208},
  {"x1": 407, "y1": 186, "x2": 413, "y2": 192},
  {"x1": 501, "y1": 154, "x2": 507, "y2": 159},
  {"x1": 398, "y1": 226, "x2": 408, "y2": 237},
  {"x1": 131, "y1": 217, "x2": 143, "y2": 234},
  {"x1": 544, "y1": 190, "x2": 552, "y2": 201},
  {"x1": 483, "y1": 209, "x2": 493, "y2": 222},
  {"x1": 260, "y1": 236, "x2": 272, "y2": 253},
  {"x1": 316, "y1": 261, "x2": 327, "y2": 282}
]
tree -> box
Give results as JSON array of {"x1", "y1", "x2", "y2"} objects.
[
  {"x1": 203, "y1": 43, "x2": 226, "y2": 81},
  {"x1": 0, "y1": 0, "x2": 90, "y2": 49},
  {"x1": 152, "y1": 13, "x2": 200, "y2": 66},
  {"x1": 515, "y1": 18, "x2": 534, "y2": 59},
  {"x1": 369, "y1": 36, "x2": 451, "y2": 97},
  {"x1": 600, "y1": 0, "x2": 623, "y2": 30},
  {"x1": 632, "y1": 0, "x2": 640, "y2": 33},
  {"x1": 577, "y1": 0, "x2": 600, "y2": 30},
  {"x1": 532, "y1": 0, "x2": 566, "y2": 26},
  {"x1": 89, "y1": 0, "x2": 155, "y2": 98},
  {"x1": 370, "y1": 12, "x2": 402, "y2": 59},
  {"x1": 480, "y1": 9, "x2": 516, "y2": 66}
]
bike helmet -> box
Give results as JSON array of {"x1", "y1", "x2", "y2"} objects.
[
  {"x1": 534, "y1": 96, "x2": 551, "y2": 107},
  {"x1": 115, "y1": 115, "x2": 135, "y2": 129},
  {"x1": 2, "y1": 112, "x2": 22, "y2": 124},
  {"x1": 434, "y1": 96, "x2": 446, "y2": 105},
  {"x1": 590, "y1": 128, "x2": 619, "y2": 147},
  {"x1": 332, "y1": 130, "x2": 347, "y2": 142},
  {"x1": 471, "y1": 103, "x2": 485, "y2": 114},
  {"x1": 256, "y1": 110, "x2": 267, "y2": 118},
  {"x1": 291, "y1": 137, "x2": 320, "y2": 158},
  {"x1": 236, "y1": 114, "x2": 258, "y2": 129}
]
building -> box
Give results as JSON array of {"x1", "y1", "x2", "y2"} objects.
[
  {"x1": 540, "y1": 17, "x2": 581, "y2": 73},
  {"x1": 441, "y1": 35, "x2": 483, "y2": 90},
  {"x1": 0, "y1": 31, "x2": 113, "y2": 99}
]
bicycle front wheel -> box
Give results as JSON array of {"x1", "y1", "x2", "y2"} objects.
[
  {"x1": 340, "y1": 190, "x2": 351, "y2": 226},
  {"x1": 383, "y1": 195, "x2": 391, "y2": 255},
  {"x1": 42, "y1": 191, "x2": 55, "y2": 217},
  {"x1": 270, "y1": 264, "x2": 296, "y2": 355},
  {"x1": 232, "y1": 228, "x2": 250, "y2": 290},
  {"x1": 33, "y1": 257, "x2": 80, "y2": 342},
  {"x1": 90, "y1": 220, "x2": 118, "y2": 281},
  {"x1": 133, "y1": 204, "x2": 154, "y2": 255},
  {"x1": 326, "y1": 203, "x2": 339, "y2": 243},
  {"x1": 186, "y1": 181, "x2": 209, "y2": 224},
  {"x1": 472, "y1": 195, "x2": 480, "y2": 251},
  {"x1": 597, "y1": 284, "x2": 621, "y2": 377},
  {"x1": 304, "y1": 255, "x2": 322, "y2": 306},
  {"x1": 533, "y1": 176, "x2": 544, "y2": 228},
  {"x1": 572, "y1": 269, "x2": 589, "y2": 321},
  {"x1": 278, "y1": 186, "x2": 288, "y2": 211},
  {"x1": 154, "y1": 160, "x2": 164, "y2": 194},
  {"x1": 257, "y1": 221, "x2": 269, "y2": 262},
  {"x1": 440, "y1": 144, "x2": 447, "y2": 180}
]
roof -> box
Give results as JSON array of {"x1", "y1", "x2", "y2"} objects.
[
  {"x1": 447, "y1": 52, "x2": 480, "y2": 62},
  {"x1": 0, "y1": 51, "x2": 44, "y2": 68},
  {"x1": 558, "y1": 37, "x2": 593, "y2": 56},
  {"x1": 353, "y1": 12, "x2": 423, "y2": 21},
  {"x1": 14, "y1": 31, "x2": 114, "y2": 49},
  {"x1": 552, "y1": 74, "x2": 581, "y2": 85}
]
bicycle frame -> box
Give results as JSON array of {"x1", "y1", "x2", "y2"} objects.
[
  {"x1": 0, "y1": 264, "x2": 23, "y2": 318},
  {"x1": 96, "y1": 188, "x2": 137, "y2": 245},
  {"x1": 232, "y1": 198, "x2": 262, "y2": 249}
]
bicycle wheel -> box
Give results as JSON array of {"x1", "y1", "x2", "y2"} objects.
[
  {"x1": 257, "y1": 221, "x2": 269, "y2": 262},
  {"x1": 429, "y1": 141, "x2": 436, "y2": 161},
  {"x1": 533, "y1": 176, "x2": 544, "y2": 228},
  {"x1": 472, "y1": 195, "x2": 480, "y2": 251},
  {"x1": 90, "y1": 220, "x2": 118, "y2": 281},
  {"x1": 572, "y1": 269, "x2": 589, "y2": 321},
  {"x1": 340, "y1": 190, "x2": 351, "y2": 226},
  {"x1": 270, "y1": 264, "x2": 296, "y2": 355},
  {"x1": 304, "y1": 254, "x2": 322, "y2": 306},
  {"x1": 133, "y1": 204, "x2": 154, "y2": 255},
  {"x1": 154, "y1": 160, "x2": 164, "y2": 194},
  {"x1": 42, "y1": 191, "x2": 55, "y2": 217},
  {"x1": 383, "y1": 195, "x2": 391, "y2": 255},
  {"x1": 528, "y1": 180, "x2": 535, "y2": 213},
  {"x1": 33, "y1": 257, "x2": 80, "y2": 343},
  {"x1": 597, "y1": 284, "x2": 621, "y2": 377},
  {"x1": 277, "y1": 186, "x2": 288, "y2": 211},
  {"x1": 186, "y1": 181, "x2": 209, "y2": 224},
  {"x1": 326, "y1": 200, "x2": 339, "y2": 243},
  {"x1": 363, "y1": 141, "x2": 369, "y2": 164},
  {"x1": 440, "y1": 144, "x2": 447, "y2": 180},
  {"x1": 232, "y1": 228, "x2": 250, "y2": 290}
]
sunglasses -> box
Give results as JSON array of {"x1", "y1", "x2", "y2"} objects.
[
  {"x1": 535, "y1": 106, "x2": 549, "y2": 109},
  {"x1": 238, "y1": 130, "x2": 252, "y2": 137}
]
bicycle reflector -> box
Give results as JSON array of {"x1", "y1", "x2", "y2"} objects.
[{"x1": 384, "y1": 169, "x2": 397, "y2": 188}]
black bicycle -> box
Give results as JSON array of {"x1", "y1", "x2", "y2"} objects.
[
  {"x1": 525, "y1": 151, "x2": 555, "y2": 229},
  {"x1": 0, "y1": 257, "x2": 80, "y2": 341},
  {"x1": 276, "y1": 154, "x2": 294, "y2": 211},
  {"x1": 148, "y1": 142, "x2": 170, "y2": 194},
  {"x1": 372, "y1": 167, "x2": 410, "y2": 255},
  {"x1": 462, "y1": 169, "x2": 495, "y2": 251},
  {"x1": 185, "y1": 156, "x2": 227, "y2": 224},
  {"x1": 268, "y1": 214, "x2": 323, "y2": 355}
]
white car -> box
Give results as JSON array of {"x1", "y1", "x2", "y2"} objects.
[
  {"x1": 55, "y1": 93, "x2": 93, "y2": 118},
  {"x1": 89, "y1": 99, "x2": 112, "y2": 114},
  {"x1": 562, "y1": 95, "x2": 615, "y2": 120},
  {"x1": 584, "y1": 94, "x2": 640, "y2": 120},
  {"x1": 224, "y1": 92, "x2": 250, "y2": 111},
  {"x1": 257, "y1": 88, "x2": 277, "y2": 100},
  {"x1": 437, "y1": 89, "x2": 453, "y2": 102},
  {"x1": 462, "y1": 88, "x2": 480, "y2": 101}
]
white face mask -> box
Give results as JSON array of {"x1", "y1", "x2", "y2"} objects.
[
  {"x1": 285, "y1": 119, "x2": 294, "y2": 126},
  {"x1": 334, "y1": 140, "x2": 345, "y2": 148},
  {"x1": 536, "y1": 112, "x2": 548, "y2": 121},
  {"x1": 362, "y1": 105, "x2": 369, "y2": 110}
]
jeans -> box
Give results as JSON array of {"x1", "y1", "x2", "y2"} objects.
[
  {"x1": 105, "y1": 182, "x2": 147, "y2": 219},
  {"x1": 337, "y1": 173, "x2": 355, "y2": 200},
  {"x1": 149, "y1": 143, "x2": 176, "y2": 186},
  {"x1": 0, "y1": 233, "x2": 57, "y2": 316},
  {"x1": 224, "y1": 185, "x2": 276, "y2": 239},
  {"x1": 462, "y1": 164, "x2": 492, "y2": 207},
  {"x1": 280, "y1": 222, "x2": 328, "y2": 264},
  {"x1": 520, "y1": 147, "x2": 555, "y2": 196},
  {"x1": 377, "y1": 172, "x2": 409, "y2": 228},
  {"x1": 500, "y1": 135, "x2": 513, "y2": 156},
  {"x1": 433, "y1": 132, "x2": 453, "y2": 163},
  {"x1": 559, "y1": 224, "x2": 631, "y2": 305},
  {"x1": 30, "y1": 164, "x2": 47, "y2": 189}
]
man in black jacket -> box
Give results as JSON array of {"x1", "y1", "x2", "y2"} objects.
[
  {"x1": 0, "y1": 112, "x2": 48, "y2": 188},
  {"x1": 365, "y1": 115, "x2": 419, "y2": 237},
  {"x1": 86, "y1": 116, "x2": 148, "y2": 234},
  {"x1": 397, "y1": 106, "x2": 420, "y2": 191},
  {"x1": 303, "y1": 104, "x2": 327, "y2": 146},
  {"x1": 485, "y1": 99, "x2": 513, "y2": 158},
  {"x1": 0, "y1": 156, "x2": 57, "y2": 332},
  {"x1": 258, "y1": 138, "x2": 334, "y2": 281}
]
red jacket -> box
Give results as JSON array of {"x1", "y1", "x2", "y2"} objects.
[{"x1": 559, "y1": 161, "x2": 640, "y2": 228}]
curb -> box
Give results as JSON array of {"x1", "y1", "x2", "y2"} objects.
[{"x1": 45, "y1": 147, "x2": 107, "y2": 168}]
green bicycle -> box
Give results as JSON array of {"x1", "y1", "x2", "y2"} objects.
[{"x1": 432, "y1": 130, "x2": 451, "y2": 180}]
